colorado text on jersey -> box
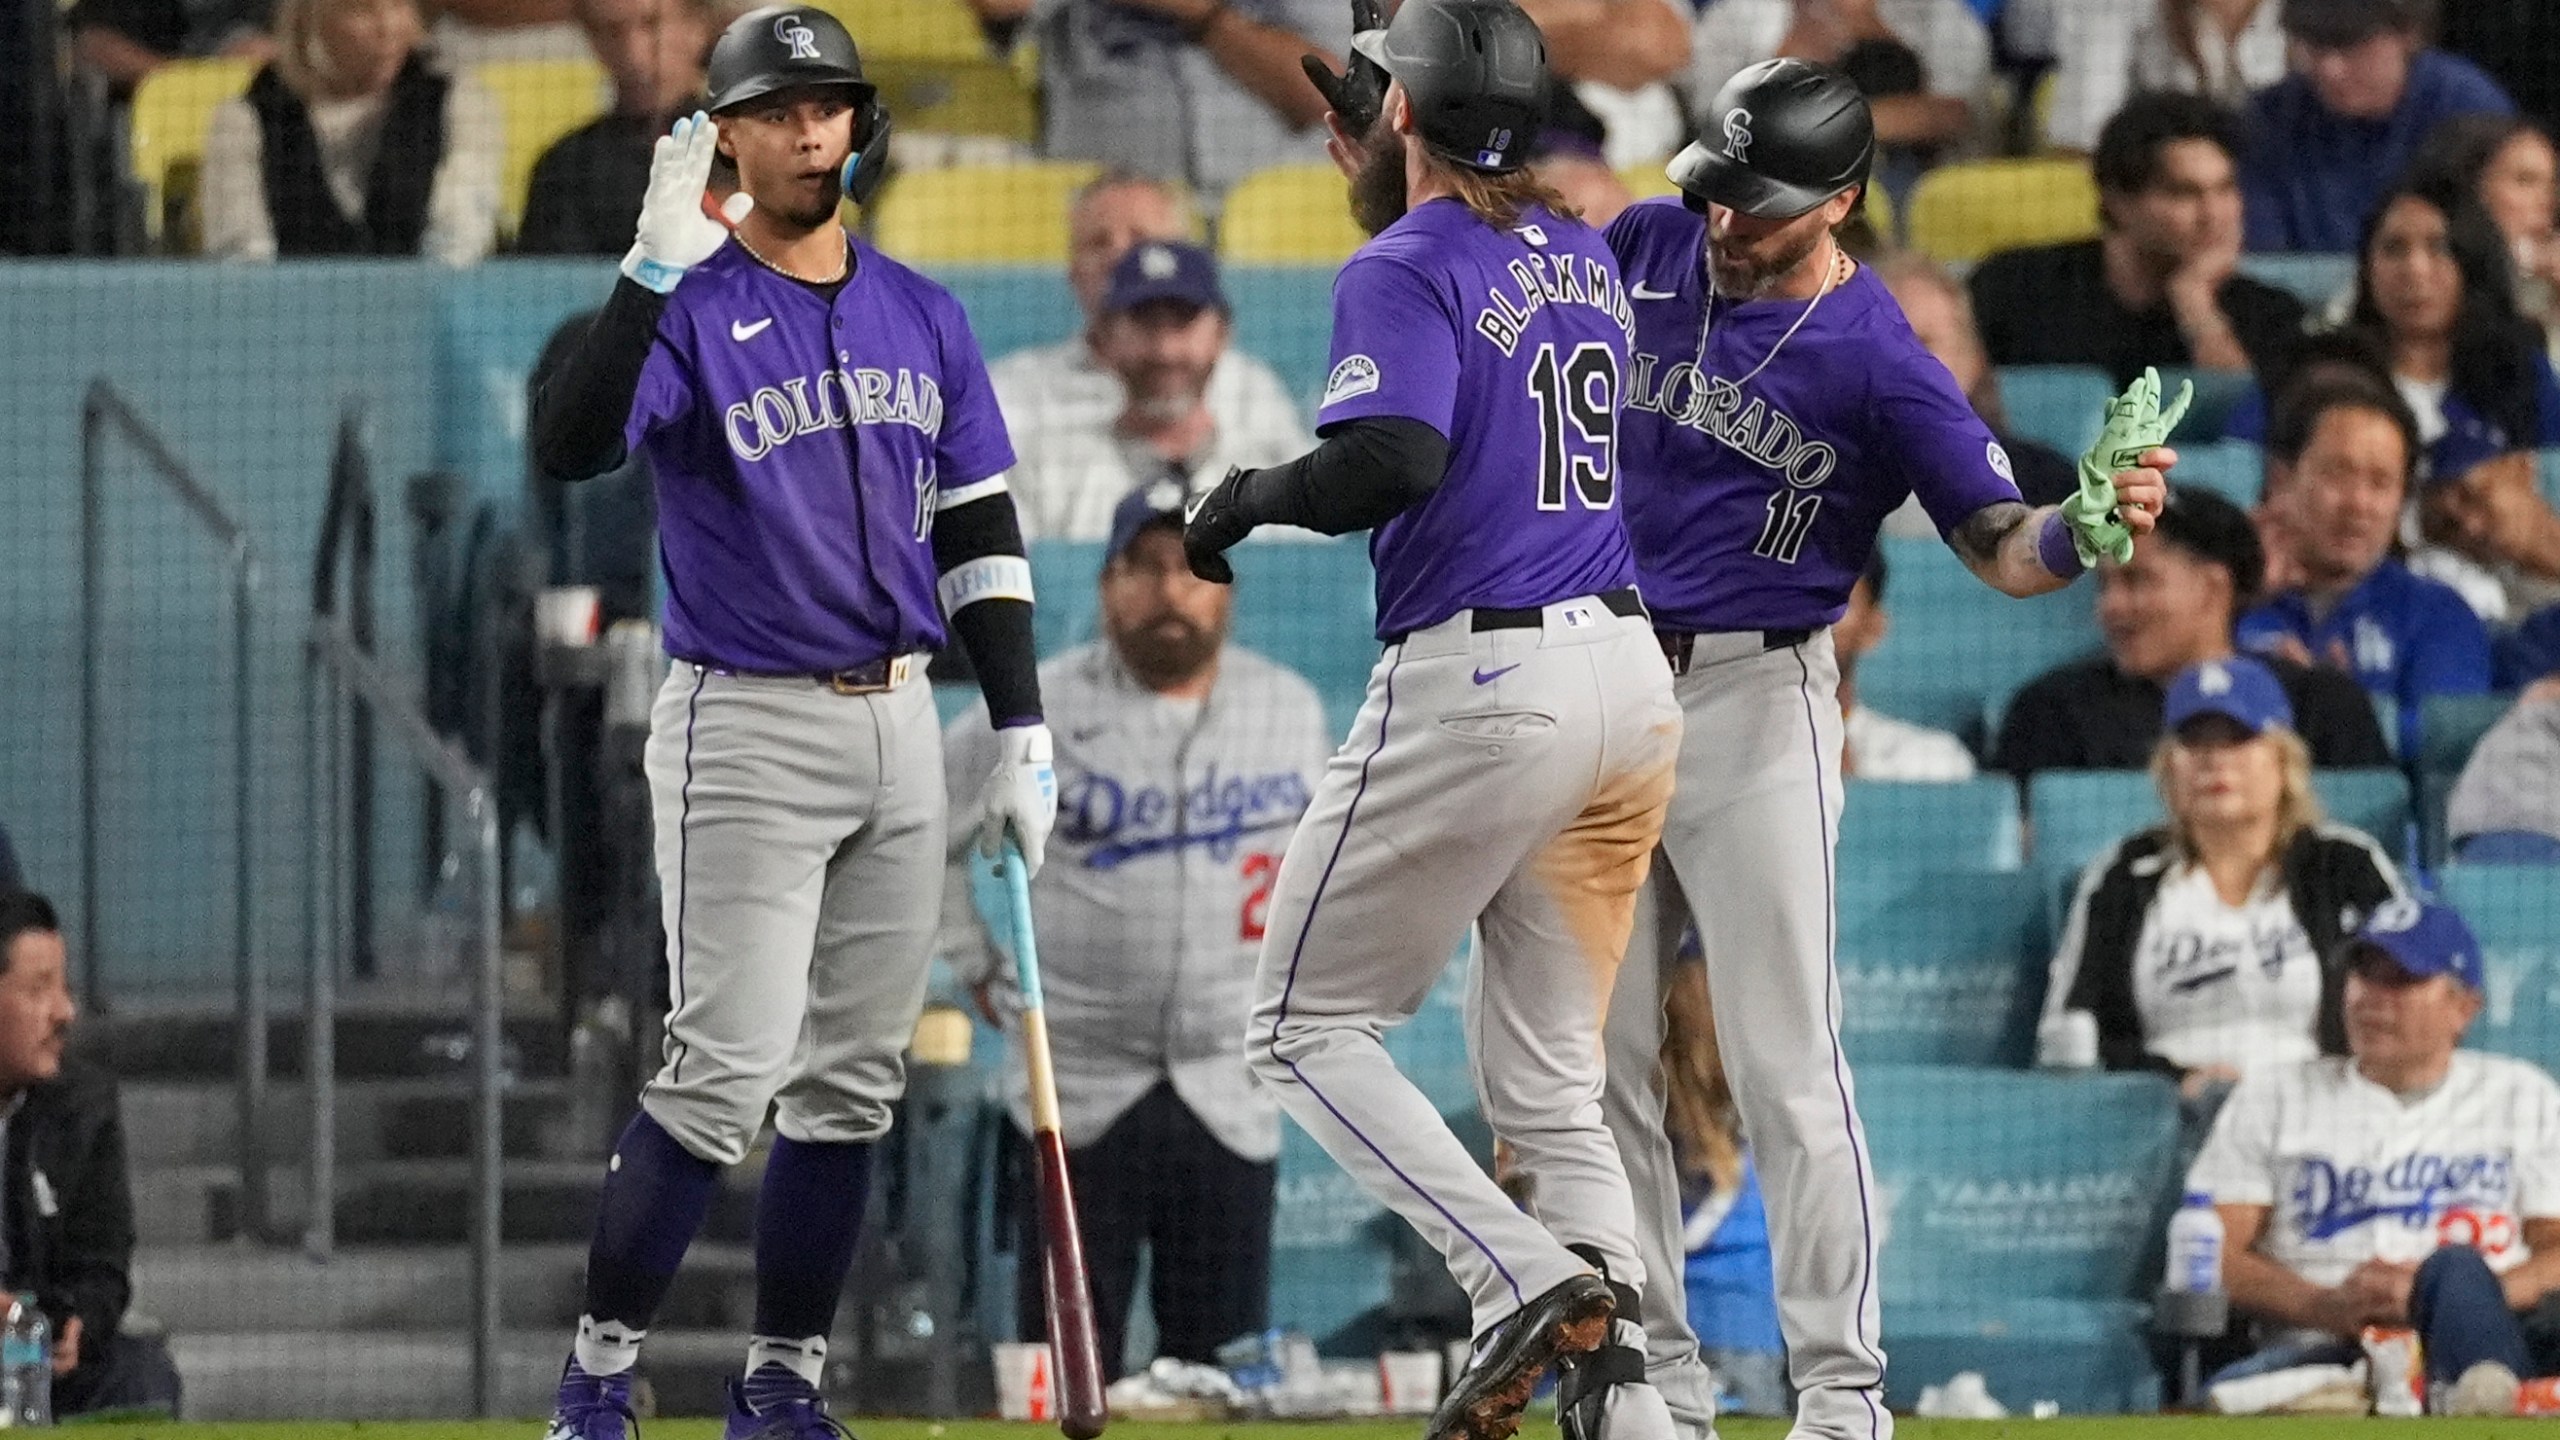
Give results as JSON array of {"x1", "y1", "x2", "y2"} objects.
[
  {"x1": 721, "y1": 364, "x2": 946, "y2": 462},
  {"x1": 1625, "y1": 354, "x2": 1837, "y2": 490}
]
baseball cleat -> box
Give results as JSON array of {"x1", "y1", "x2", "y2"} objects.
[
  {"x1": 1428, "y1": 1273, "x2": 1617, "y2": 1440},
  {"x1": 544, "y1": 1357, "x2": 639, "y2": 1440},
  {"x1": 724, "y1": 1364, "x2": 858, "y2": 1440},
  {"x1": 1556, "y1": 1273, "x2": 1658, "y2": 1440}
]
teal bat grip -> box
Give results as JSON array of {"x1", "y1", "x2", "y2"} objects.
[{"x1": 998, "y1": 838, "x2": 1045, "y2": 1011}]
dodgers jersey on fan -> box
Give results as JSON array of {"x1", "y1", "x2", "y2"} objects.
[
  {"x1": 2190, "y1": 1051, "x2": 2560, "y2": 1287},
  {"x1": 1317, "y1": 199, "x2": 1638, "y2": 639},
  {"x1": 1603, "y1": 198, "x2": 2020, "y2": 632},
  {"x1": 629, "y1": 237, "x2": 1015, "y2": 672}
]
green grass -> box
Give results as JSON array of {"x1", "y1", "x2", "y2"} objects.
[{"x1": 47, "y1": 1418, "x2": 2560, "y2": 1439}]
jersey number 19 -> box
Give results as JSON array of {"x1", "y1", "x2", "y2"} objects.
[{"x1": 1528, "y1": 342, "x2": 1617, "y2": 511}]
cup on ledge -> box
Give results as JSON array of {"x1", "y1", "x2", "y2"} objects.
[
  {"x1": 535, "y1": 585, "x2": 603, "y2": 648},
  {"x1": 2036, "y1": 1008, "x2": 2101, "y2": 1071}
]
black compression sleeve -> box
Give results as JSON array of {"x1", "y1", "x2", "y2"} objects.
[
  {"x1": 1236, "y1": 415, "x2": 1449, "y2": 535},
  {"x1": 530, "y1": 277, "x2": 668, "y2": 482},
  {"x1": 932, "y1": 491, "x2": 1043, "y2": 727}
]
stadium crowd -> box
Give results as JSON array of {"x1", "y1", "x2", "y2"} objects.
[{"x1": 9, "y1": 0, "x2": 2560, "y2": 1422}]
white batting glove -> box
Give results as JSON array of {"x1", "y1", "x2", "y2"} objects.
[
  {"x1": 978, "y1": 723, "x2": 1058, "y2": 877},
  {"x1": 620, "y1": 111, "x2": 753, "y2": 295}
]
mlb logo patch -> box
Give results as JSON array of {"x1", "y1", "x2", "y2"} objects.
[
  {"x1": 1562, "y1": 604, "x2": 1593, "y2": 629},
  {"x1": 1323, "y1": 353, "x2": 1381, "y2": 406}
]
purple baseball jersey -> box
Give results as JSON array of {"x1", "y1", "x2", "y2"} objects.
[
  {"x1": 1317, "y1": 199, "x2": 1638, "y2": 640},
  {"x1": 628, "y1": 237, "x2": 1015, "y2": 672},
  {"x1": 1604, "y1": 198, "x2": 2021, "y2": 632}
]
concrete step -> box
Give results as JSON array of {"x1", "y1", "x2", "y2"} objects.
[
  {"x1": 124, "y1": 1076, "x2": 602, "y2": 1168},
  {"x1": 145, "y1": 1156, "x2": 763, "y2": 1247},
  {"x1": 132, "y1": 1242, "x2": 756, "y2": 1334}
]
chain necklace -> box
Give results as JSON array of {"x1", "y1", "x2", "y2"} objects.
[
  {"x1": 1695, "y1": 237, "x2": 1851, "y2": 390},
  {"x1": 735, "y1": 226, "x2": 850, "y2": 285}
]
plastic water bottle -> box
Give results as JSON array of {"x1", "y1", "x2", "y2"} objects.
[
  {"x1": 2165, "y1": 1191, "x2": 2226, "y2": 1295},
  {"x1": 0, "y1": 1294, "x2": 52, "y2": 1426}
]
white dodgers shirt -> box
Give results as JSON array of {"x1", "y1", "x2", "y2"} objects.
[{"x1": 2190, "y1": 1051, "x2": 2560, "y2": 1287}]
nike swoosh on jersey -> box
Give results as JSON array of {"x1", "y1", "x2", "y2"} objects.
[
  {"x1": 731, "y1": 317, "x2": 775, "y2": 341},
  {"x1": 1630, "y1": 282, "x2": 1678, "y2": 300},
  {"x1": 1472, "y1": 664, "x2": 1521, "y2": 685}
]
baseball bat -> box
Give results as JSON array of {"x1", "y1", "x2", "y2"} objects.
[{"x1": 998, "y1": 840, "x2": 1109, "y2": 1439}]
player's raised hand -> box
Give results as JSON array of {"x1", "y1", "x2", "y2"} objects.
[
  {"x1": 621, "y1": 112, "x2": 750, "y2": 295},
  {"x1": 979, "y1": 722, "x2": 1058, "y2": 877},
  {"x1": 2065, "y1": 367, "x2": 2192, "y2": 565},
  {"x1": 1301, "y1": 0, "x2": 1387, "y2": 141},
  {"x1": 1184, "y1": 466, "x2": 1256, "y2": 584}
]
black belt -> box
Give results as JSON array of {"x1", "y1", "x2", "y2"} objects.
[
  {"x1": 1466, "y1": 587, "x2": 1648, "y2": 633},
  {"x1": 690, "y1": 653, "x2": 921, "y2": 694},
  {"x1": 1657, "y1": 627, "x2": 1815, "y2": 676}
]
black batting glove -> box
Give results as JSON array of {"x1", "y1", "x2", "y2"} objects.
[
  {"x1": 1300, "y1": 0, "x2": 1387, "y2": 134},
  {"x1": 1184, "y1": 466, "x2": 1256, "y2": 585}
]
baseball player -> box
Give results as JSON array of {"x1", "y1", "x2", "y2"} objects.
[
  {"x1": 525, "y1": 9, "x2": 1056, "y2": 1439},
  {"x1": 1575, "y1": 61, "x2": 2180, "y2": 1440},
  {"x1": 1181, "y1": 4, "x2": 1685, "y2": 1438}
]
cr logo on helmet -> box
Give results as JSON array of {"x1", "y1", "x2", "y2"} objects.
[
  {"x1": 776, "y1": 15, "x2": 820, "y2": 59},
  {"x1": 1723, "y1": 108, "x2": 1753, "y2": 161}
]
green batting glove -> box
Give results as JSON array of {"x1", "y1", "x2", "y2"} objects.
[{"x1": 2065, "y1": 366, "x2": 2193, "y2": 566}]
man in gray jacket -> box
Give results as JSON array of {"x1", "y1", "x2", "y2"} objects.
[
  {"x1": 2448, "y1": 677, "x2": 2560, "y2": 862},
  {"x1": 941, "y1": 481, "x2": 1333, "y2": 1375}
]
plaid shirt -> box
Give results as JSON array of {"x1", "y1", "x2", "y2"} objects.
[{"x1": 941, "y1": 640, "x2": 1332, "y2": 1160}]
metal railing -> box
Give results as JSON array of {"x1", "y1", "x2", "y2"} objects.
[
  {"x1": 77, "y1": 378, "x2": 268, "y2": 1232},
  {"x1": 305, "y1": 615, "x2": 507, "y2": 1415}
]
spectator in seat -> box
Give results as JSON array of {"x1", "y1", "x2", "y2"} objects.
[
  {"x1": 2447, "y1": 676, "x2": 2560, "y2": 863},
  {"x1": 2036, "y1": 0, "x2": 2285, "y2": 154},
  {"x1": 1994, "y1": 487, "x2": 2391, "y2": 776},
  {"x1": 955, "y1": 0, "x2": 1349, "y2": 197},
  {"x1": 1687, "y1": 0, "x2": 1990, "y2": 163},
  {"x1": 987, "y1": 173, "x2": 1307, "y2": 472},
  {"x1": 198, "y1": 0, "x2": 502, "y2": 262},
  {"x1": 2037, "y1": 656, "x2": 2403, "y2": 1098},
  {"x1": 0, "y1": 892, "x2": 177, "y2": 1418},
  {"x1": 1970, "y1": 93, "x2": 2306, "y2": 391},
  {"x1": 1834, "y1": 549, "x2": 1977, "y2": 781},
  {"x1": 511, "y1": 0, "x2": 710, "y2": 256},
  {"x1": 2191, "y1": 899, "x2": 2560, "y2": 1414},
  {"x1": 2405, "y1": 114, "x2": 2560, "y2": 368},
  {"x1": 1874, "y1": 250, "x2": 2081, "y2": 507},
  {"x1": 1007, "y1": 240, "x2": 1311, "y2": 541},
  {"x1": 939, "y1": 484, "x2": 1332, "y2": 1376},
  {"x1": 2238, "y1": 373, "x2": 2492, "y2": 748},
  {"x1": 2344, "y1": 183, "x2": 2560, "y2": 448},
  {"x1": 2237, "y1": 0, "x2": 2511, "y2": 254},
  {"x1": 2407, "y1": 407, "x2": 2560, "y2": 625}
]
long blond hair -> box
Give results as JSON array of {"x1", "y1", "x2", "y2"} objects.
[
  {"x1": 272, "y1": 0, "x2": 424, "y2": 101},
  {"x1": 1659, "y1": 957, "x2": 1744, "y2": 1197},
  {"x1": 1431, "y1": 154, "x2": 1582, "y2": 231},
  {"x1": 2149, "y1": 724, "x2": 2324, "y2": 866}
]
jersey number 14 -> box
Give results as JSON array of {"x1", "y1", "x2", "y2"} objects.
[{"x1": 1528, "y1": 342, "x2": 1617, "y2": 511}]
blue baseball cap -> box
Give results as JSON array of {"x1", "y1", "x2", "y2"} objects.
[
  {"x1": 1101, "y1": 240, "x2": 1227, "y2": 318},
  {"x1": 2425, "y1": 400, "x2": 2517, "y2": 488},
  {"x1": 1104, "y1": 478, "x2": 1191, "y2": 567},
  {"x1": 2164, "y1": 656, "x2": 2294, "y2": 735},
  {"x1": 2348, "y1": 898, "x2": 2485, "y2": 991}
]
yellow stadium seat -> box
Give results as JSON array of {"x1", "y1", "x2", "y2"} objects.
[
  {"x1": 867, "y1": 162, "x2": 1101, "y2": 263},
  {"x1": 477, "y1": 58, "x2": 611, "y2": 234},
  {"x1": 129, "y1": 58, "x2": 255, "y2": 247},
  {"x1": 867, "y1": 57, "x2": 1035, "y2": 140},
  {"x1": 1618, "y1": 165, "x2": 1678, "y2": 202},
  {"x1": 1905, "y1": 157, "x2": 2099, "y2": 265},
  {"x1": 1218, "y1": 164, "x2": 1363, "y2": 265},
  {"x1": 807, "y1": 0, "x2": 989, "y2": 64}
]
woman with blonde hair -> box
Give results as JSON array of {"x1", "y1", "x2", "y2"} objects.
[
  {"x1": 198, "y1": 0, "x2": 501, "y2": 262},
  {"x1": 2038, "y1": 655, "x2": 2403, "y2": 1100}
]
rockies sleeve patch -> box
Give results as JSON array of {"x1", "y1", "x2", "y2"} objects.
[{"x1": 1323, "y1": 354, "x2": 1380, "y2": 406}]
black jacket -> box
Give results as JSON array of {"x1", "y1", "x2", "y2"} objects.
[
  {"x1": 1, "y1": 1058, "x2": 132, "y2": 1373},
  {"x1": 1995, "y1": 653, "x2": 2394, "y2": 776},
  {"x1": 2047, "y1": 824, "x2": 2403, "y2": 1076}
]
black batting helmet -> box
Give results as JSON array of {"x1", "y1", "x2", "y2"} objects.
[
  {"x1": 1350, "y1": 0, "x2": 1550, "y2": 174},
  {"x1": 1669, "y1": 59, "x2": 1873, "y2": 219},
  {"x1": 705, "y1": 5, "x2": 894, "y2": 202}
]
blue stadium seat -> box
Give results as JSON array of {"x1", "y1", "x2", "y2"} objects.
[
  {"x1": 2416, "y1": 694, "x2": 2513, "y2": 862},
  {"x1": 1997, "y1": 365, "x2": 2113, "y2": 457},
  {"x1": 2441, "y1": 866, "x2": 2560, "y2": 1073},
  {"x1": 1835, "y1": 869, "x2": 2046, "y2": 1066},
  {"x1": 1861, "y1": 537, "x2": 2101, "y2": 733},
  {"x1": 1862, "y1": 1066, "x2": 2180, "y2": 1413},
  {"x1": 2238, "y1": 252, "x2": 2354, "y2": 305},
  {"x1": 1840, "y1": 778, "x2": 2021, "y2": 875},
  {"x1": 2153, "y1": 367, "x2": 2253, "y2": 446},
  {"x1": 2170, "y1": 440, "x2": 2261, "y2": 508},
  {"x1": 2315, "y1": 768, "x2": 2413, "y2": 860},
  {"x1": 2027, "y1": 770, "x2": 2160, "y2": 890},
  {"x1": 1225, "y1": 266, "x2": 1346, "y2": 414}
]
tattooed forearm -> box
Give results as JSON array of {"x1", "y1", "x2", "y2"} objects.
[{"x1": 1950, "y1": 501, "x2": 2032, "y2": 567}]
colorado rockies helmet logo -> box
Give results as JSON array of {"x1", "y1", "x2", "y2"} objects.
[
  {"x1": 1723, "y1": 108, "x2": 1753, "y2": 162},
  {"x1": 775, "y1": 14, "x2": 821, "y2": 58}
]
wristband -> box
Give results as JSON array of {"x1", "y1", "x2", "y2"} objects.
[{"x1": 2037, "y1": 511, "x2": 2088, "y2": 580}]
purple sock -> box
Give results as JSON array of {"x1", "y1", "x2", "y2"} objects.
[
  {"x1": 752, "y1": 1136, "x2": 875, "y2": 1343},
  {"x1": 583, "y1": 1111, "x2": 722, "y2": 1327}
]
